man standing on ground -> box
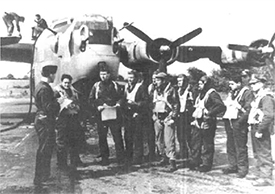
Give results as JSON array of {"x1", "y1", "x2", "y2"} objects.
[
  {"x1": 248, "y1": 74, "x2": 274, "y2": 186},
  {"x1": 189, "y1": 75, "x2": 226, "y2": 172},
  {"x1": 122, "y1": 70, "x2": 149, "y2": 165},
  {"x1": 151, "y1": 72, "x2": 179, "y2": 171},
  {"x1": 54, "y1": 74, "x2": 85, "y2": 171},
  {"x1": 89, "y1": 62, "x2": 125, "y2": 165},
  {"x1": 222, "y1": 75, "x2": 253, "y2": 178},
  {"x1": 176, "y1": 74, "x2": 194, "y2": 161},
  {"x1": 33, "y1": 65, "x2": 60, "y2": 185}
]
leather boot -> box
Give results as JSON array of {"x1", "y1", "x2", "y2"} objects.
[
  {"x1": 168, "y1": 160, "x2": 177, "y2": 172},
  {"x1": 159, "y1": 155, "x2": 169, "y2": 166}
]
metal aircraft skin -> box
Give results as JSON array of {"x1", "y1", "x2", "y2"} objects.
[{"x1": 0, "y1": 14, "x2": 274, "y2": 96}]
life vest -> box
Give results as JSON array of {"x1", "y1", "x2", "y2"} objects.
[
  {"x1": 54, "y1": 84, "x2": 80, "y2": 114},
  {"x1": 94, "y1": 80, "x2": 118, "y2": 99},
  {"x1": 178, "y1": 85, "x2": 191, "y2": 113},
  {"x1": 192, "y1": 88, "x2": 215, "y2": 119},
  {"x1": 223, "y1": 86, "x2": 249, "y2": 119},
  {"x1": 54, "y1": 84, "x2": 79, "y2": 101},
  {"x1": 248, "y1": 89, "x2": 273, "y2": 125},
  {"x1": 153, "y1": 83, "x2": 172, "y2": 113},
  {"x1": 126, "y1": 82, "x2": 142, "y2": 102}
]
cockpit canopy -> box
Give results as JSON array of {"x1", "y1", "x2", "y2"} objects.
[{"x1": 52, "y1": 14, "x2": 115, "y2": 45}]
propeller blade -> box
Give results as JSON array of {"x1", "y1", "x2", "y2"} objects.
[
  {"x1": 170, "y1": 27, "x2": 202, "y2": 48},
  {"x1": 228, "y1": 44, "x2": 261, "y2": 52},
  {"x1": 268, "y1": 32, "x2": 275, "y2": 47},
  {"x1": 122, "y1": 22, "x2": 153, "y2": 44}
]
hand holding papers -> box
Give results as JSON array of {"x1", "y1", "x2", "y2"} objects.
[{"x1": 101, "y1": 104, "x2": 117, "y2": 121}]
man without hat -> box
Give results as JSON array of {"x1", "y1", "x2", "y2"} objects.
[
  {"x1": 151, "y1": 72, "x2": 180, "y2": 171},
  {"x1": 122, "y1": 70, "x2": 149, "y2": 165},
  {"x1": 33, "y1": 65, "x2": 60, "y2": 185},
  {"x1": 2, "y1": 12, "x2": 24, "y2": 37},
  {"x1": 54, "y1": 74, "x2": 86, "y2": 172},
  {"x1": 89, "y1": 62, "x2": 125, "y2": 166},
  {"x1": 247, "y1": 74, "x2": 274, "y2": 186}
]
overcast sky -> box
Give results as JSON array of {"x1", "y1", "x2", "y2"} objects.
[{"x1": 1, "y1": 0, "x2": 275, "y2": 78}]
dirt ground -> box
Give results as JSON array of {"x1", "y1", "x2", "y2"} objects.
[{"x1": 0, "y1": 98, "x2": 275, "y2": 194}]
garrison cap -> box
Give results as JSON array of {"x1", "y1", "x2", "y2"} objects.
[
  {"x1": 249, "y1": 74, "x2": 267, "y2": 85},
  {"x1": 98, "y1": 61, "x2": 110, "y2": 73},
  {"x1": 155, "y1": 72, "x2": 167, "y2": 79}
]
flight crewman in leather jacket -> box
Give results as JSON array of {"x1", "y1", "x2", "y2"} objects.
[
  {"x1": 89, "y1": 62, "x2": 125, "y2": 166},
  {"x1": 222, "y1": 75, "x2": 253, "y2": 178},
  {"x1": 189, "y1": 75, "x2": 226, "y2": 172},
  {"x1": 33, "y1": 65, "x2": 60, "y2": 186},
  {"x1": 122, "y1": 70, "x2": 149, "y2": 165}
]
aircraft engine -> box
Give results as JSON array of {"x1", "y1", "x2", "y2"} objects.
[{"x1": 117, "y1": 23, "x2": 202, "y2": 72}]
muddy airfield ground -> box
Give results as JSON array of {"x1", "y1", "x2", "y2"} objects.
[{"x1": 0, "y1": 96, "x2": 274, "y2": 194}]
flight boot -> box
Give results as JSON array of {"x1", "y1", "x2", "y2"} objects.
[{"x1": 168, "y1": 159, "x2": 177, "y2": 172}]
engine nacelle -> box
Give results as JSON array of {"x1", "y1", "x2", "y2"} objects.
[{"x1": 116, "y1": 39, "x2": 178, "y2": 72}]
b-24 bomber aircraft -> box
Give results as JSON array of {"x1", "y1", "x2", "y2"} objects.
[{"x1": 1, "y1": 14, "x2": 274, "y2": 100}]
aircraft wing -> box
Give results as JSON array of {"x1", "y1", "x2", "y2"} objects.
[
  {"x1": 177, "y1": 45, "x2": 267, "y2": 68},
  {"x1": 1, "y1": 37, "x2": 33, "y2": 63},
  {"x1": 177, "y1": 46, "x2": 222, "y2": 64}
]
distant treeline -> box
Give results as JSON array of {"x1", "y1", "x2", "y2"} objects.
[
  {"x1": 13, "y1": 85, "x2": 30, "y2": 89},
  {"x1": 0, "y1": 74, "x2": 29, "y2": 80}
]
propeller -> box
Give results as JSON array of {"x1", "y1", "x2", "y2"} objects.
[
  {"x1": 169, "y1": 28, "x2": 202, "y2": 48},
  {"x1": 122, "y1": 22, "x2": 153, "y2": 44},
  {"x1": 228, "y1": 44, "x2": 261, "y2": 53},
  {"x1": 122, "y1": 22, "x2": 202, "y2": 72},
  {"x1": 228, "y1": 33, "x2": 275, "y2": 67},
  {"x1": 265, "y1": 33, "x2": 275, "y2": 66}
]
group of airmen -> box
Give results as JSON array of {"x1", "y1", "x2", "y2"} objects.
[{"x1": 33, "y1": 60, "x2": 274, "y2": 188}]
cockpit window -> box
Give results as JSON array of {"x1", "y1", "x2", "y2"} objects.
[
  {"x1": 74, "y1": 15, "x2": 112, "y2": 45},
  {"x1": 52, "y1": 18, "x2": 74, "y2": 33}
]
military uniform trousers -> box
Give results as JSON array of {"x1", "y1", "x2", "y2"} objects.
[
  {"x1": 56, "y1": 114, "x2": 85, "y2": 167},
  {"x1": 189, "y1": 119, "x2": 216, "y2": 168},
  {"x1": 251, "y1": 125, "x2": 273, "y2": 181},
  {"x1": 34, "y1": 115, "x2": 56, "y2": 183},
  {"x1": 97, "y1": 119, "x2": 124, "y2": 162},
  {"x1": 224, "y1": 119, "x2": 249, "y2": 174},
  {"x1": 177, "y1": 112, "x2": 192, "y2": 159},
  {"x1": 154, "y1": 117, "x2": 176, "y2": 160},
  {"x1": 124, "y1": 114, "x2": 144, "y2": 161}
]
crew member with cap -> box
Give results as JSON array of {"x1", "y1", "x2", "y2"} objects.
[
  {"x1": 2, "y1": 12, "x2": 24, "y2": 36},
  {"x1": 33, "y1": 65, "x2": 60, "y2": 185},
  {"x1": 189, "y1": 75, "x2": 226, "y2": 172},
  {"x1": 89, "y1": 62, "x2": 124, "y2": 165},
  {"x1": 54, "y1": 74, "x2": 85, "y2": 172},
  {"x1": 122, "y1": 70, "x2": 149, "y2": 165},
  {"x1": 241, "y1": 69, "x2": 252, "y2": 86},
  {"x1": 247, "y1": 74, "x2": 274, "y2": 186},
  {"x1": 222, "y1": 75, "x2": 253, "y2": 178},
  {"x1": 151, "y1": 72, "x2": 179, "y2": 171}
]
